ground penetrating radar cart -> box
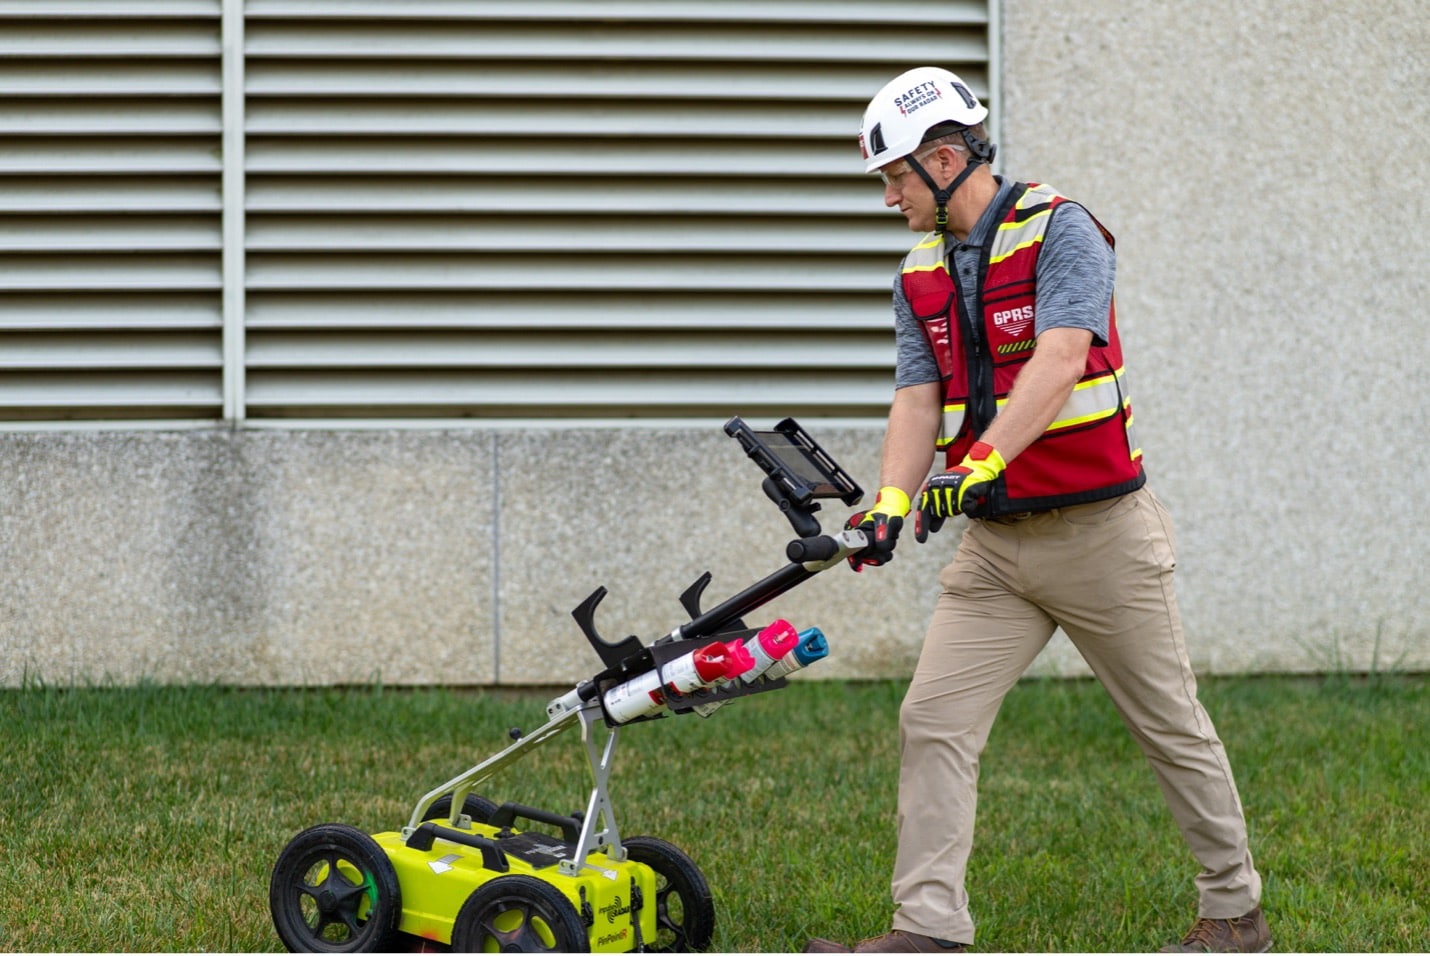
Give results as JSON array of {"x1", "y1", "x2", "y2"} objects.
[{"x1": 268, "y1": 417, "x2": 871, "y2": 953}]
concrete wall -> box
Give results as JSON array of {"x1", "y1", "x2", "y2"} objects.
[
  {"x1": 1, "y1": 427, "x2": 952, "y2": 687},
  {"x1": 2, "y1": 0, "x2": 1426, "y2": 686},
  {"x1": 996, "y1": 0, "x2": 1428, "y2": 674}
]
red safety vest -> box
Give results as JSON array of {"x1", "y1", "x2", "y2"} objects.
[{"x1": 901, "y1": 181, "x2": 1145, "y2": 514}]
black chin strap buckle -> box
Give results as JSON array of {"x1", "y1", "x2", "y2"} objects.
[
  {"x1": 905, "y1": 128, "x2": 997, "y2": 235},
  {"x1": 913, "y1": 157, "x2": 981, "y2": 235}
]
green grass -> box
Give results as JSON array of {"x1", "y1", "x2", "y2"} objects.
[{"x1": 0, "y1": 675, "x2": 1424, "y2": 952}]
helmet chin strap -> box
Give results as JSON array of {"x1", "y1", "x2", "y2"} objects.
[
  {"x1": 908, "y1": 154, "x2": 985, "y2": 235},
  {"x1": 907, "y1": 129, "x2": 996, "y2": 234}
]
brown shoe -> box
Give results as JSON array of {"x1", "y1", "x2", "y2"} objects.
[
  {"x1": 1161, "y1": 907, "x2": 1271, "y2": 953},
  {"x1": 855, "y1": 931, "x2": 967, "y2": 953},
  {"x1": 805, "y1": 930, "x2": 967, "y2": 953}
]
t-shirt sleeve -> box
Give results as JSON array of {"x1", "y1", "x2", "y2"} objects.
[{"x1": 1034, "y1": 203, "x2": 1116, "y2": 346}]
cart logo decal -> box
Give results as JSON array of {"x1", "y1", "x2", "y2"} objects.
[
  {"x1": 528, "y1": 840, "x2": 567, "y2": 859},
  {"x1": 597, "y1": 927, "x2": 630, "y2": 947},
  {"x1": 600, "y1": 895, "x2": 633, "y2": 923},
  {"x1": 427, "y1": 854, "x2": 462, "y2": 874}
]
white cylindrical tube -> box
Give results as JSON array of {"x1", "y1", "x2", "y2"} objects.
[
  {"x1": 601, "y1": 669, "x2": 668, "y2": 724},
  {"x1": 602, "y1": 640, "x2": 755, "y2": 724}
]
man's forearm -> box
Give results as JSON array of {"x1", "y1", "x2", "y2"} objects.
[
  {"x1": 979, "y1": 328, "x2": 1091, "y2": 462},
  {"x1": 878, "y1": 382, "x2": 941, "y2": 498}
]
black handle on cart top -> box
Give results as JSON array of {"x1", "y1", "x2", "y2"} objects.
[
  {"x1": 406, "y1": 822, "x2": 509, "y2": 872},
  {"x1": 486, "y1": 802, "x2": 583, "y2": 844}
]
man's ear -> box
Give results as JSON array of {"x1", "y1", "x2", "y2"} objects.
[{"x1": 932, "y1": 144, "x2": 965, "y2": 176}]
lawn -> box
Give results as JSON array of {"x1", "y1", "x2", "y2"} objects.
[{"x1": 0, "y1": 674, "x2": 1424, "y2": 952}]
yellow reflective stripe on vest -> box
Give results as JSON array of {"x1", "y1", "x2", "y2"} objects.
[
  {"x1": 989, "y1": 208, "x2": 1053, "y2": 265},
  {"x1": 937, "y1": 402, "x2": 966, "y2": 448},
  {"x1": 988, "y1": 183, "x2": 1060, "y2": 265},
  {"x1": 989, "y1": 367, "x2": 1126, "y2": 434},
  {"x1": 1049, "y1": 370, "x2": 1124, "y2": 430},
  {"x1": 944, "y1": 371, "x2": 1130, "y2": 451},
  {"x1": 1123, "y1": 397, "x2": 1142, "y2": 461},
  {"x1": 903, "y1": 232, "x2": 947, "y2": 273}
]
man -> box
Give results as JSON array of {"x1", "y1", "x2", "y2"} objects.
[{"x1": 805, "y1": 67, "x2": 1269, "y2": 954}]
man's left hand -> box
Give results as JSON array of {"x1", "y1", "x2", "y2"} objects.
[{"x1": 846, "y1": 486, "x2": 910, "y2": 572}]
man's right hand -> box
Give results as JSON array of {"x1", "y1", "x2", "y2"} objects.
[
  {"x1": 920, "y1": 441, "x2": 1006, "y2": 520},
  {"x1": 914, "y1": 506, "x2": 946, "y2": 543},
  {"x1": 846, "y1": 486, "x2": 909, "y2": 572}
]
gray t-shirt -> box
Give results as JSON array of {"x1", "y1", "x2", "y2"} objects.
[{"x1": 893, "y1": 177, "x2": 1116, "y2": 388}]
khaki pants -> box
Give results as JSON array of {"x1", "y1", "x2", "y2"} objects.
[{"x1": 891, "y1": 487, "x2": 1262, "y2": 943}]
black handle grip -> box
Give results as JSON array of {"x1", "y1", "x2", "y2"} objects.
[
  {"x1": 405, "y1": 822, "x2": 509, "y2": 872},
  {"x1": 786, "y1": 535, "x2": 840, "y2": 563},
  {"x1": 486, "y1": 802, "x2": 582, "y2": 843}
]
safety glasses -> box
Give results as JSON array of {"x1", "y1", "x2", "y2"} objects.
[{"x1": 877, "y1": 145, "x2": 941, "y2": 188}]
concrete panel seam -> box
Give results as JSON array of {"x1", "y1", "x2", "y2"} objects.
[{"x1": 491, "y1": 430, "x2": 502, "y2": 683}]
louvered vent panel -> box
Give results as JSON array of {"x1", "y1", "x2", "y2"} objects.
[
  {"x1": 242, "y1": 0, "x2": 993, "y2": 420},
  {"x1": 0, "y1": 2, "x2": 223, "y2": 421},
  {"x1": 0, "y1": 1, "x2": 991, "y2": 424}
]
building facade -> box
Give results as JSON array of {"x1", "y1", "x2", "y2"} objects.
[{"x1": 2, "y1": 1, "x2": 1424, "y2": 686}]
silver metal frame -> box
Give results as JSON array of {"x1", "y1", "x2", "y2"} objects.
[{"x1": 400, "y1": 699, "x2": 628, "y2": 879}]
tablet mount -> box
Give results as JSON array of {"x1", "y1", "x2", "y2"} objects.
[
  {"x1": 568, "y1": 417, "x2": 866, "y2": 704},
  {"x1": 723, "y1": 416, "x2": 864, "y2": 539}
]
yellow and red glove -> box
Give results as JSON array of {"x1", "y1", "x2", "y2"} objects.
[
  {"x1": 845, "y1": 486, "x2": 910, "y2": 572},
  {"x1": 920, "y1": 442, "x2": 1006, "y2": 524}
]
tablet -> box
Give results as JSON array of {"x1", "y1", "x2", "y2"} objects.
[{"x1": 724, "y1": 416, "x2": 863, "y2": 507}]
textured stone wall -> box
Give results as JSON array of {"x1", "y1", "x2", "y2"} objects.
[
  {"x1": 0, "y1": 427, "x2": 951, "y2": 687},
  {"x1": 2, "y1": 417, "x2": 1424, "y2": 689},
  {"x1": 2, "y1": 431, "x2": 497, "y2": 685},
  {"x1": 998, "y1": 0, "x2": 1428, "y2": 674}
]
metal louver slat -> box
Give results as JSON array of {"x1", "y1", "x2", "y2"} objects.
[
  {"x1": 0, "y1": 61, "x2": 220, "y2": 94},
  {"x1": 243, "y1": 370, "x2": 895, "y2": 421},
  {"x1": 0, "y1": 137, "x2": 221, "y2": 173},
  {"x1": 245, "y1": 330, "x2": 888, "y2": 369},
  {"x1": 0, "y1": 2, "x2": 223, "y2": 422},
  {"x1": 245, "y1": 137, "x2": 862, "y2": 175},
  {"x1": 244, "y1": 291, "x2": 890, "y2": 331},
  {"x1": 0, "y1": 177, "x2": 219, "y2": 212},
  {"x1": 247, "y1": 177, "x2": 885, "y2": 215},
  {"x1": 246, "y1": 62, "x2": 955, "y2": 100},
  {"x1": 246, "y1": 98, "x2": 868, "y2": 137},
  {"x1": 1, "y1": 100, "x2": 219, "y2": 133},
  {"x1": 242, "y1": 1, "x2": 985, "y2": 22},
  {"x1": 0, "y1": 291, "x2": 219, "y2": 330},
  {"x1": 0, "y1": 215, "x2": 220, "y2": 251},
  {"x1": 245, "y1": 214, "x2": 903, "y2": 254}
]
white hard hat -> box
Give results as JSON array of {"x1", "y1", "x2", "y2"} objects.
[{"x1": 859, "y1": 66, "x2": 989, "y2": 173}]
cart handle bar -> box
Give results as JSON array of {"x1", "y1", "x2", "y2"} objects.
[{"x1": 671, "y1": 528, "x2": 866, "y2": 644}]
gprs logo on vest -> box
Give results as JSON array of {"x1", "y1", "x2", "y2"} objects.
[{"x1": 992, "y1": 305, "x2": 1035, "y2": 339}]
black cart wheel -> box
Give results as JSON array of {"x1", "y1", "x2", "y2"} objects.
[
  {"x1": 450, "y1": 874, "x2": 588, "y2": 953},
  {"x1": 423, "y1": 793, "x2": 500, "y2": 825},
  {"x1": 622, "y1": 835, "x2": 715, "y2": 952},
  {"x1": 269, "y1": 823, "x2": 403, "y2": 953}
]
